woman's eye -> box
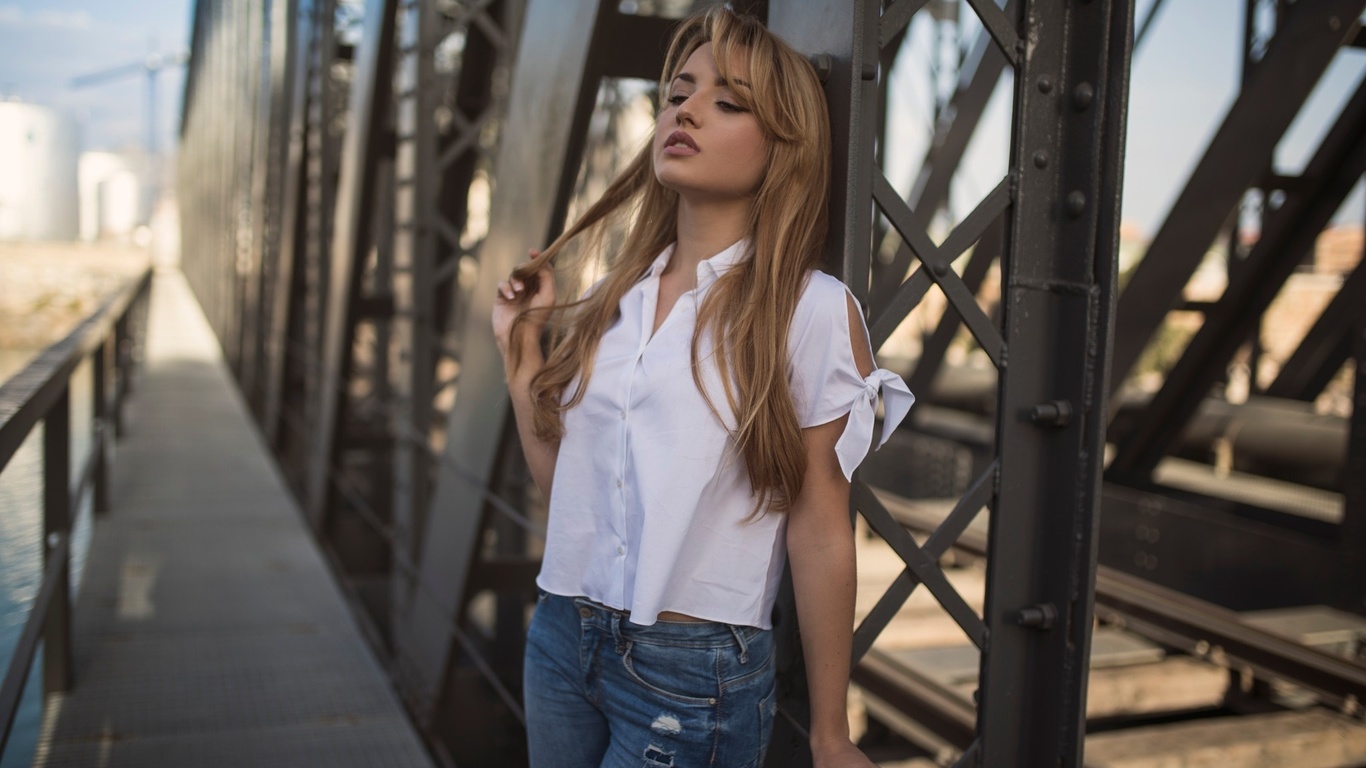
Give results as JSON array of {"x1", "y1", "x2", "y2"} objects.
[
  {"x1": 717, "y1": 101, "x2": 745, "y2": 113},
  {"x1": 667, "y1": 94, "x2": 688, "y2": 105}
]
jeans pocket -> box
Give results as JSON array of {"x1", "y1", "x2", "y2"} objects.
[
  {"x1": 755, "y1": 685, "x2": 776, "y2": 765},
  {"x1": 621, "y1": 642, "x2": 720, "y2": 706}
]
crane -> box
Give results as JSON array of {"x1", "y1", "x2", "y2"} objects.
[
  {"x1": 70, "y1": 46, "x2": 189, "y2": 220},
  {"x1": 70, "y1": 48, "x2": 189, "y2": 159}
]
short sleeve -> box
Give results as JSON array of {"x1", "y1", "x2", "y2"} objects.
[{"x1": 788, "y1": 272, "x2": 916, "y2": 480}]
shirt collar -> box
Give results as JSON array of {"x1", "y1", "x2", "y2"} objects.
[{"x1": 645, "y1": 239, "x2": 751, "y2": 289}]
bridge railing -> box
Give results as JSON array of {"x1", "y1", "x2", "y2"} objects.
[{"x1": 0, "y1": 266, "x2": 153, "y2": 758}]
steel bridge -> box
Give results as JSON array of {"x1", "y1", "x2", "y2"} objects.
[{"x1": 4, "y1": 0, "x2": 1366, "y2": 766}]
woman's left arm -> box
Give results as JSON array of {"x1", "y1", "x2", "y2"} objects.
[
  {"x1": 786, "y1": 415, "x2": 878, "y2": 768},
  {"x1": 786, "y1": 288, "x2": 882, "y2": 767}
]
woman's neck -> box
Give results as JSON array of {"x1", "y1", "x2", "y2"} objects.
[{"x1": 668, "y1": 196, "x2": 751, "y2": 280}]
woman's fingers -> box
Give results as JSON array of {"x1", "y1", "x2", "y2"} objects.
[
  {"x1": 497, "y1": 248, "x2": 549, "y2": 303},
  {"x1": 498, "y1": 277, "x2": 534, "y2": 301}
]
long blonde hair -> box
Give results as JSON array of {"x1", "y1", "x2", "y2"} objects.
[{"x1": 508, "y1": 7, "x2": 832, "y2": 514}]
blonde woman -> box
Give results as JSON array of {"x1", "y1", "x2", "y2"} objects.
[{"x1": 492, "y1": 8, "x2": 913, "y2": 767}]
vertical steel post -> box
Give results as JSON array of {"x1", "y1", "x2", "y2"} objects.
[
  {"x1": 307, "y1": 0, "x2": 399, "y2": 530},
  {"x1": 42, "y1": 388, "x2": 73, "y2": 694},
  {"x1": 402, "y1": 0, "x2": 609, "y2": 715},
  {"x1": 93, "y1": 338, "x2": 111, "y2": 515},
  {"x1": 389, "y1": 0, "x2": 439, "y2": 636},
  {"x1": 978, "y1": 0, "x2": 1132, "y2": 764},
  {"x1": 114, "y1": 315, "x2": 130, "y2": 438},
  {"x1": 770, "y1": 0, "x2": 877, "y2": 298},
  {"x1": 1343, "y1": 324, "x2": 1366, "y2": 612},
  {"x1": 263, "y1": 0, "x2": 308, "y2": 446}
]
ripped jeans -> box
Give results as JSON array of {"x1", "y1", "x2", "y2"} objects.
[{"x1": 524, "y1": 591, "x2": 777, "y2": 768}]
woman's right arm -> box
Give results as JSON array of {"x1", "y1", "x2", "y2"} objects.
[{"x1": 492, "y1": 255, "x2": 560, "y2": 498}]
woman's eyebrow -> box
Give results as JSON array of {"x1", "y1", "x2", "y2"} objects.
[{"x1": 671, "y1": 71, "x2": 750, "y2": 90}]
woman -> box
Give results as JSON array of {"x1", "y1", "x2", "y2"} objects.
[{"x1": 492, "y1": 8, "x2": 913, "y2": 767}]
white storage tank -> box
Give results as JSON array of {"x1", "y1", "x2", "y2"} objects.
[
  {"x1": 0, "y1": 101, "x2": 80, "y2": 241},
  {"x1": 100, "y1": 169, "x2": 143, "y2": 240},
  {"x1": 79, "y1": 151, "x2": 139, "y2": 241}
]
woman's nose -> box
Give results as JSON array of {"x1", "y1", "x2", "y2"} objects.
[{"x1": 675, "y1": 97, "x2": 697, "y2": 126}]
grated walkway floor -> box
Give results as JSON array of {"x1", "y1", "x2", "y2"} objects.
[{"x1": 31, "y1": 269, "x2": 436, "y2": 768}]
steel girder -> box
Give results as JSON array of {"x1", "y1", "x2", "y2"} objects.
[
  {"x1": 1109, "y1": 78, "x2": 1366, "y2": 479},
  {"x1": 767, "y1": 1, "x2": 1133, "y2": 764},
  {"x1": 241, "y1": 0, "x2": 298, "y2": 417},
  {"x1": 396, "y1": 3, "x2": 680, "y2": 756},
  {"x1": 272, "y1": 0, "x2": 344, "y2": 496},
  {"x1": 308, "y1": 0, "x2": 398, "y2": 533},
  {"x1": 870, "y1": 1, "x2": 1013, "y2": 319},
  {"x1": 286, "y1": 0, "x2": 529, "y2": 687},
  {"x1": 179, "y1": 0, "x2": 269, "y2": 369},
  {"x1": 1109, "y1": 0, "x2": 1366, "y2": 395},
  {"x1": 233, "y1": 0, "x2": 269, "y2": 394},
  {"x1": 1346, "y1": 328, "x2": 1366, "y2": 612},
  {"x1": 1265, "y1": 261, "x2": 1366, "y2": 402},
  {"x1": 978, "y1": 0, "x2": 1131, "y2": 761},
  {"x1": 263, "y1": 0, "x2": 312, "y2": 445}
]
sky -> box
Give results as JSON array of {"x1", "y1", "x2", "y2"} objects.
[
  {"x1": 0, "y1": 0, "x2": 1362, "y2": 237},
  {"x1": 0, "y1": 0, "x2": 191, "y2": 155}
]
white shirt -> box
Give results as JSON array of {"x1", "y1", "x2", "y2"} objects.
[{"x1": 536, "y1": 240, "x2": 915, "y2": 628}]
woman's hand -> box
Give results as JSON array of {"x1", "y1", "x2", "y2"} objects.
[
  {"x1": 811, "y1": 738, "x2": 878, "y2": 768},
  {"x1": 492, "y1": 249, "x2": 555, "y2": 363}
]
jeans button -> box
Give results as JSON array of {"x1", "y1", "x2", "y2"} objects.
[{"x1": 579, "y1": 607, "x2": 593, "y2": 618}]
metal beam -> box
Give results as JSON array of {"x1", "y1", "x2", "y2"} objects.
[
  {"x1": 1108, "y1": 77, "x2": 1366, "y2": 479},
  {"x1": 905, "y1": 220, "x2": 1000, "y2": 399},
  {"x1": 771, "y1": 0, "x2": 878, "y2": 298},
  {"x1": 1109, "y1": 0, "x2": 1366, "y2": 393},
  {"x1": 871, "y1": 6, "x2": 1012, "y2": 313},
  {"x1": 977, "y1": 0, "x2": 1132, "y2": 764},
  {"x1": 1343, "y1": 326, "x2": 1366, "y2": 613},
  {"x1": 263, "y1": 0, "x2": 311, "y2": 446},
  {"x1": 308, "y1": 0, "x2": 399, "y2": 529},
  {"x1": 1095, "y1": 568, "x2": 1366, "y2": 712},
  {"x1": 1265, "y1": 259, "x2": 1366, "y2": 401},
  {"x1": 237, "y1": 0, "x2": 269, "y2": 397},
  {"x1": 1099, "y1": 482, "x2": 1341, "y2": 610},
  {"x1": 399, "y1": 0, "x2": 611, "y2": 718}
]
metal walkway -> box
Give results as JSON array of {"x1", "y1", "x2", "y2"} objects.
[{"x1": 30, "y1": 269, "x2": 435, "y2": 768}]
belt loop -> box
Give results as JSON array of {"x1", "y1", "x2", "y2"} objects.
[
  {"x1": 728, "y1": 625, "x2": 749, "y2": 664},
  {"x1": 611, "y1": 613, "x2": 627, "y2": 655}
]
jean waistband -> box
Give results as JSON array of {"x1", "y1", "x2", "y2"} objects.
[{"x1": 562, "y1": 594, "x2": 759, "y2": 658}]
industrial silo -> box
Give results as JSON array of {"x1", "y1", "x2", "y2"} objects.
[{"x1": 0, "y1": 101, "x2": 80, "y2": 241}]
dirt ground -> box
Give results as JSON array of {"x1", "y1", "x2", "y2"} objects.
[{"x1": 0, "y1": 240, "x2": 152, "y2": 351}]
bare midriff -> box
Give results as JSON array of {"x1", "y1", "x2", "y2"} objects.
[{"x1": 655, "y1": 610, "x2": 706, "y2": 623}]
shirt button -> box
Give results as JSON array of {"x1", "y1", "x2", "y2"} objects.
[
  {"x1": 616, "y1": 479, "x2": 623, "y2": 489},
  {"x1": 620, "y1": 410, "x2": 627, "y2": 420},
  {"x1": 617, "y1": 545, "x2": 626, "y2": 555}
]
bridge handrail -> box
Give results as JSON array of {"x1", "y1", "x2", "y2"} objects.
[{"x1": 0, "y1": 265, "x2": 153, "y2": 758}]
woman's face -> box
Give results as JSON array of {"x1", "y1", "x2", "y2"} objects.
[{"x1": 654, "y1": 43, "x2": 768, "y2": 202}]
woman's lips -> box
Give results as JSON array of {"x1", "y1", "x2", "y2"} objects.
[{"x1": 663, "y1": 130, "x2": 699, "y2": 156}]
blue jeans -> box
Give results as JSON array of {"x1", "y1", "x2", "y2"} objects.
[{"x1": 524, "y1": 591, "x2": 777, "y2": 768}]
